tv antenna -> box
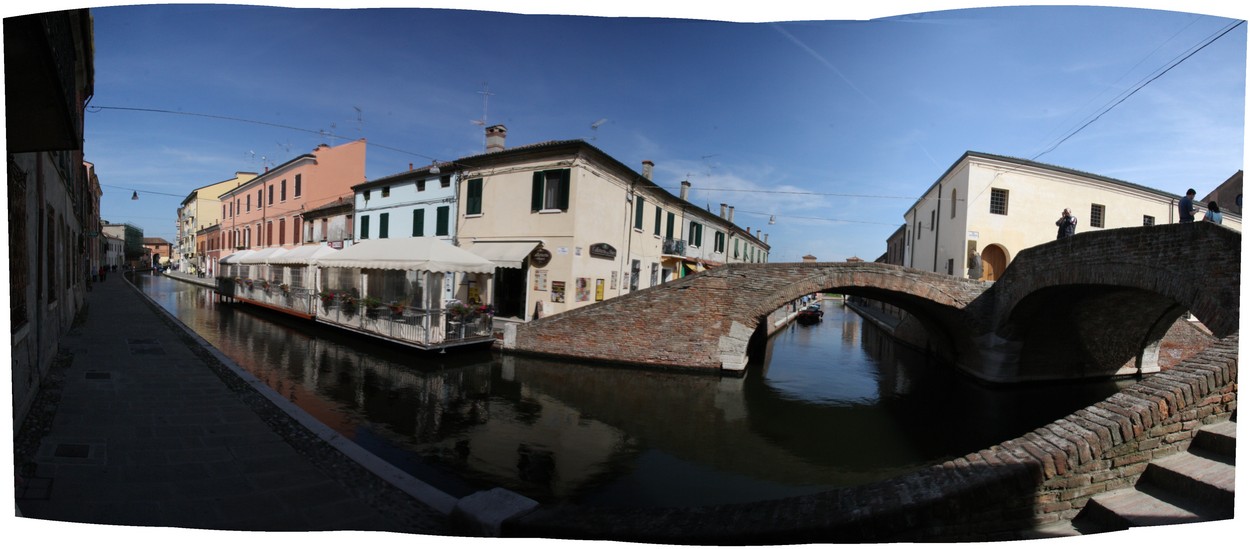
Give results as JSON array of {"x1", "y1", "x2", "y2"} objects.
[
  {"x1": 589, "y1": 118, "x2": 608, "y2": 141},
  {"x1": 353, "y1": 106, "x2": 363, "y2": 136},
  {"x1": 471, "y1": 82, "x2": 494, "y2": 127}
]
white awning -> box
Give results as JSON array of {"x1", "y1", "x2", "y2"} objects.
[
  {"x1": 219, "y1": 250, "x2": 256, "y2": 264},
  {"x1": 238, "y1": 247, "x2": 290, "y2": 264},
  {"x1": 267, "y1": 244, "x2": 339, "y2": 265},
  {"x1": 466, "y1": 241, "x2": 541, "y2": 269},
  {"x1": 314, "y1": 237, "x2": 496, "y2": 273}
]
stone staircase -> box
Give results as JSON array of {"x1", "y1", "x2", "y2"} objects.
[{"x1": 1068, "y1": 415, "x2": 1236, "y2": 535}]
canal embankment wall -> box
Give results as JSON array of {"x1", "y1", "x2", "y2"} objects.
[{"x1": 502, "y1": 334, "x2": 1237, "y2": 543}]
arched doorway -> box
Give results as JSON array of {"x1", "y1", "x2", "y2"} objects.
[{"x1": 981, "y1": 244, "x2": 1009, "y2": 281}]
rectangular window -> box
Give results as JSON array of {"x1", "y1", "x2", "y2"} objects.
[
  {"x1": 436, "y1": 206, "x2": 450, "y2": 236},
  {"x1": 1143, "y1": 215, "x2": 1155, "y2": 226},
  {"x1": 364, "y1": 190, "x2": 370, "y2": 201},
  {"x1": 294, "y1": 174, "x2": 302, "y2": 197},
  {"x1": 733, "y1": 239, "x2": 739, "y2": 259},
  {"x1": 279, "y1": 218, "x2": 286, "y2": 245},
  {"x1": 281, "y1": 180, "x2": 287, "y2": 201},
  {"x1": 440, "y1": 175, "x2": 451, "y2": 188},
  {"x1": 268, "y1": 185, "x2": 274, "y2": 205},
  {"x1": 689, "y1": 222, "x2": 703, "y2": 247},
  {"x1": 417, "y1": 179, "x2": 426, "y2": 192},
  {"x1": 1091, "y1": 204, "x2": 1105, "y2": 228},
  {"x1": 382, "y1": 186, "x2": 391, "y2": 198},
  {"x1": 653, "y1": 206, "x2": 662, "y2": 235},
  {"x1": 650, "y1": 262, "x2": 659, "y2": 287},
  {"x1": 990, "y1": 188, "x2": 1009, "y2": 215},
  {"x1": 666, "y1": 212, "x2": 675, "y2": 239},
  {"x1": 930, "y1": 210, "x2": 935, "y2": 231},
  {"x1": 257, "y1": 190, "x2": 262, "y2": 209},
  {"x1": 715, "y1": 231, "x2": 725, "y2": 253},
  {"x1": 466, "y1": 178, "x2": 483, "y2": 215},
  {"x1": 246, "y1": 195, "x2": 251, "y2": 212},
  {"x1": 412, "y1": 209, "x2": 425, "y2": 236},
  {"x1": 266, "y1": 221, "x2": 273, "y2": 245},
  {"x1": 634, "y1": 196, "x2": 645, "y2": 230},
  {"x1": 360, "y1": 215, "x2": 370, "y2": 239},
  {"x1": 531, "y1": 169, "x2": 571, "y2": 212},
  {"x1": 379, "y1": 213, "x2": 389, "y2": 238}
]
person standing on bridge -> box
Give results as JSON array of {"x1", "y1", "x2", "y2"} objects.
[
  {"x1": 1055, "y1": 208, "x2": 1077, "y2": 239},
  {"x1": 1203, "y1": 201, "x2": 1223, "y2": 225},
  {"x1": 1179, "y1": 188, "x2": 1198, "y2": 223}
]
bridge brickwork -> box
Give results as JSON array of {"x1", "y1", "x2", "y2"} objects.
[
  {"x1": 505, "y1": 222, "x2": 1239, "y2": 383},
  {"x1": 503, "y1": 334, "x2": 1238, "y2": 543},
  {"x1": 506, "y1": 261, "x2": 986, "y2": 372}
]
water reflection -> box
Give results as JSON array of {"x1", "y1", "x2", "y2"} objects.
[{"x1": 139, "y1": 277, "x2": 1130, "y2": 508}]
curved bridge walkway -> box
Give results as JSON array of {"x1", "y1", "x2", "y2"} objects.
[{"x1": 505, "y1": 222, "x2": 1239, "y2": 384}]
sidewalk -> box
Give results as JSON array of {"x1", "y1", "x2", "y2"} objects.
[{"x1": 12, "y1": 273, "x2": 451, "y2": 537}]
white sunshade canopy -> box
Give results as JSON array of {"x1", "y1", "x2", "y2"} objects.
[
  {"x1": 267, "y1": 244, "x2": 340, "y2": 265},
  {"x1": 218, "y1": 249, "x2": 256, "y2": 264},
  {"x1": 237, "y1": 247, "x2": 290, "y2": 265},
  {"x1": 314, "y1": 237, "x2": 496, "y2": 273},
  {"x1": 466, "y1": 241, "x2": 542, "y2": 269}
]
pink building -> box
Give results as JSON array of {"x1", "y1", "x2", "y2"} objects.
[{"x1": 218, "y1": 140, "x2": 367, "y2": 252}]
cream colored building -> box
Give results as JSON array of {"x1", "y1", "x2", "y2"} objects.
[
  {"x1": 176, "y1": 172, "x2": 257, "y2": 274},
  {"x1": 902, "y1": 151, "x2": 1241, "y2": 280},
  {"x1": 453, "y1": 125, "x2": 769, "y2": 321}
]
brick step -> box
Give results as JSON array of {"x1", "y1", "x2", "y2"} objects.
[
  {"x1": 1191, "y1": 419, "x2": 1237, "y2": 459},
  {"x1": 1140, "y1": 450, "x2": 1235, "y2": 512},
  {"x1": 1073, "y1": 484, "x2": 1218, "y2": 532}
]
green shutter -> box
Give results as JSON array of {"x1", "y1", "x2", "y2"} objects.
[
  {"x1": 467, "y1": 178, "x2": 483, "y2": 215},
  {"x1": 412, "y1": 209, "x2": 425, "y2": 236},
  {"x1": 360, "y1": 215, "x2": 369, "y2": 239},
  {"x1": 436, "y1": 206, "x2": 449, "y2": 236},
  {"x1": 531, "y1": 172, "x2": 543, "y2": 211},
  {"x1": 634, "y1": 196, "x2": 645, "y2": 229},
  {"x1": 654, "y1": 206, "x2": 661, "y2": 235},
  {"x1": 379, "y1": 213, "x2": 389, "y2": 239},
  {"x1": 666, "y1": 212, "x2": 675, "y2": 239},
  {"x1": 556, "y1": 169, "x2": 570, "y2": 211}
]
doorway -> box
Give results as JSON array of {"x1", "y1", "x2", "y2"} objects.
[
  {"x1": 981, "y1": 244, "x2": 1009, "y2": 281},
  {"x1": 493, "y1": 260, "x2": 528, "y2": 319}
]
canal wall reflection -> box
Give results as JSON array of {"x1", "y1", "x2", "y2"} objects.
[{"x1": 141, "y1": 276, "x2": 1128, "y2": 508}]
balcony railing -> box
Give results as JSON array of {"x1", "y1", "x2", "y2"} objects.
[{"x1": 663, "y1": 238, "x2": 686, "y2": 256}]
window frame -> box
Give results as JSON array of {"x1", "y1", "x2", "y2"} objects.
[
  {"x1": 531, "y1": 169, "x2": 571, "y2": 212},
  {"x1": 990, "y1": 188, "x2": 1009, "y2": 215},
  {"x1": 465, "y1": 178, "x2": 483, "y2": 216}
]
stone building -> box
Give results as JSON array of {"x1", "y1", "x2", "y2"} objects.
[
  {"x1": 902, "y1": 151, "x2": 1241, "y2": 281},
  {"x1": 5, "y1": 9, "x2": 96, "y2": 426}
]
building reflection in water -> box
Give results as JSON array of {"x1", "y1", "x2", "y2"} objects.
[{"x1": 142, "y1": 278, "x2": 1130, "y2": 508}]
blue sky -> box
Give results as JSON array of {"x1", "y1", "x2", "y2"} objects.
[{"x1": 66, "y1": 2, "x2": 1250, "y2": 261}]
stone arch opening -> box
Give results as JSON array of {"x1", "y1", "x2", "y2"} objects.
[{"x1": 742, "y1": 275, "x2": 981, "y2": 373}]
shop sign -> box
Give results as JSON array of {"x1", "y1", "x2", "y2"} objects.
[
  {"x1": 589, "y1": 243, "x2": 617, "y2": 260},
  {"x1": 530, "y1": 246, "x2": 552, "y2": 268}
]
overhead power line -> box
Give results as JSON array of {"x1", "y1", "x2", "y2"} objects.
[{"x1": 1032, "y1": 19, "x2": 1245, "y2": 161}]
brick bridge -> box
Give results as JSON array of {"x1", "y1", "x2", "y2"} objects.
[{"x1": 504, "y1": 222, "x2": 1239, "y2": 383}]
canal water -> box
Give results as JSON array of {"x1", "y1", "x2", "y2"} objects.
[{"x1": 136, "y1": 274, "x2": 1131, "y2": 508}]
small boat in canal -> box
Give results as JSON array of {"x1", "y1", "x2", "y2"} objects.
[{"x1": 796, "y1": 303, "x2": 823, "y2": 325}]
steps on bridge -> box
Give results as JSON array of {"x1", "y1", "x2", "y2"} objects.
[{"x1": 1070, "y1": 415, "x2": 1236, "y2": 535}]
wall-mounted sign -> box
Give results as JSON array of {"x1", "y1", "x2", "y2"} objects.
[
  {"x1": 530, "y1": 247, "x2": 552, "y2": 268},
  {"x1": 330, "y1": 241, "x2": 344, "y2": 249},
  {"x1": 589, "y1": 243, "x2": 617, "y2": 260}
]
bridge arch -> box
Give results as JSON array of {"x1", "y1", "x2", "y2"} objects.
[{"x1": 967, "y1": 222, "x2": 1240, "y2": 382}]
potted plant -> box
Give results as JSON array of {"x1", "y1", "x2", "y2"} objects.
[
  {"x1": 388, "y1": 300, "x2": 405, "y2": 316},
  {"x1": 363, "y1": 296, "x2": 383, "y2": 318},
  {"x1": 319, "y1": 290, "x2": 337, "y2": 310},
  {"x1": 279, "y1": 283, "x2": 290, "y2": 294}
]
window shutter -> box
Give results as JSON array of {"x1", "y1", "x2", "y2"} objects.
[
  {"x1": 634, "y1": 196, "x2": 645, "y2": 229},
  {"x1": 360, "y1": 215, "x2": 370, "y2": 239},
  {"x1": 531, "y1": 172, "x2": 543, "y2": 211},
  {"x1": 413, "y1": 209, "x2": 425, "y2": 236},
  {"x1": 654, "y1": 206, "x2": 662, "y2": 235},
  {"x1": 467, "y1": 178, "x2": 483, "y2": 215},
  {"x1": 436, "y1": 206, "x2": 449, "y2": 236},
  {"x1": 379, "y1": 213, "x2": 389, "y2": 239},
  {"x1": 557, "y1": 169, "x2": 571, "y2": 211}
]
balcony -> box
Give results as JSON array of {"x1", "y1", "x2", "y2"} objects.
[{"x1": 663, "y1": 238, "x2": 686, "y2": 256}]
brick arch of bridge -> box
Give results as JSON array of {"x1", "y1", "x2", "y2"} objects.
[
  {"x1": 965, "y1": 222, "x2": 1240, "y2": 383},
  {"x1": 506, "y1": 262, "x2": 986, "y2": 373}
]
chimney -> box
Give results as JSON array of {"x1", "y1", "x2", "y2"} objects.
[
  {"x1": 719, "y1": 203, "x2": 727, "y2": 218},
  {"x1": 680, "y1": 180, "x2": 691, "y2": 201},
  {"x1": 756, "y1": 229, "x2": 761, "y2": 239},
  {"x1": 485, "y1": 124, "x2": 507, "y2": 153},
  {"x1": 728, "y1": 206, "x2": 735, "y2": 223},
  {"x1": 642, "y1": 160, "x2": 654, "y2": 180},
  {"x1": 763, "y1": 233, "x2": 769, "y2": 244}
]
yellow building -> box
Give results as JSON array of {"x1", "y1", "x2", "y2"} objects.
[
  {"x1": 177, "y1": 172, "x2": 257, "y2": 274},
  {"x1": 902, "y1": 151, "x2": 1241, "y2": 280}
]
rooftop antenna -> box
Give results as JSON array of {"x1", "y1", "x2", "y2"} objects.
[
  {"x1": 353, "y1": 106, "x2": 363, "y2": 136},
  {"x1": 589, "y1": 118, "x2": 608, "y2": 141},
  {"x1": 471, "y1": 82, "x2": 494, "y2": 147}
]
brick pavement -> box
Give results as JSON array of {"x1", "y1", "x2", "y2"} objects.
[{"x1": 11, "y1": 272, "x2": 452, "y2": 537}]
